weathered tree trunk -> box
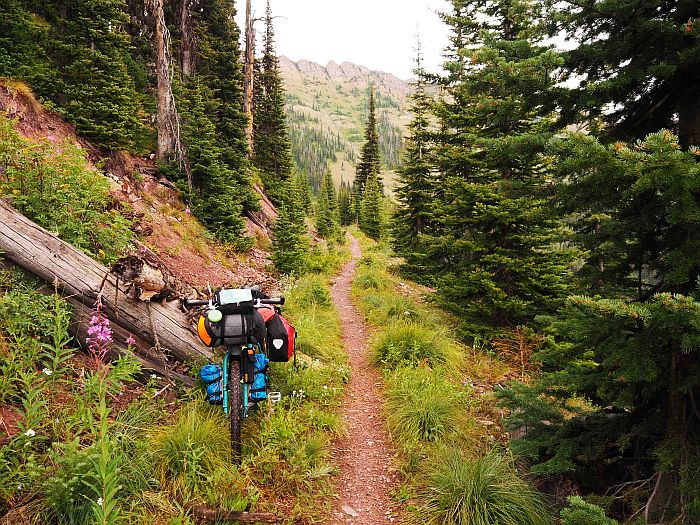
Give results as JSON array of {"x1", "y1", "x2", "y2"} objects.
[
  {"x1": 0, "y1": 199, "x2": 212, "y2": 366},
  {"x1": 152, "y1": 0, "x2": 176, "y2": 160},
  {"x1": 178, "y1": 0, "x2": 196, "y2": 77},
  {"x1": 243, "y1": 0, "x2": 255, "y2": 156},
  {"x1": 150, "y1": 0, "x2": 189, "y2": 188}
]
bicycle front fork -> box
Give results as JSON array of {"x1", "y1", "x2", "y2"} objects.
[{"x1": 222, "y1": 348, "x2": 251, "y2": 418}]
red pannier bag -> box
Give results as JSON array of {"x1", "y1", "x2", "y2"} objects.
[{"x1": 262, "y1": 309, "x2": 296, "y2": 362}]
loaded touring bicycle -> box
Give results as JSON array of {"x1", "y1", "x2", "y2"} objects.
[{"x1": 184, "y1": 287, "x2": 296, "y2": 463}]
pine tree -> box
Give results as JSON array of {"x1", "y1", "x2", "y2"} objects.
[
  {"x1": 315, "y1": 169, "x2": 339, "y2": 238},
  {"x1": 295, "y1": 170, "x2": 313, "y2": 214},
  {"x1": 392, "y1": 38, "x2": 436, "y2": 274},
  {"x1": 177, "y1": 80, "x2": 247, "y2": 246},
  {"x1": 420, "y1": 0, "x2": 570, "y2": 333},
  {"x1": 272, "y1": 178, "x2": 308, "y2": 274},
  {"x1": 554, "y1": 0, "x2": 700, "y2": 148},
  {"x1": 354, "y1": 89, "x2": 382, "y2": 219},
  {"x1": 253, "y1": 0, "x2": 294, "y2": 204},
  {"x1": 338, "y1": 181, "x2": 354, "y2": 226},
  {"x1": 39, "y1": 0, "x2": 147, "y2": 150},
  {"x1": 500, "y1": 132, "x2": 700, "y2": 522},
  {"x1": 359, "y1": 171, "x2": 383, "y2": 240},
  {"x1": 194, "y1": 0, "x2": 258, "y2": 212}
]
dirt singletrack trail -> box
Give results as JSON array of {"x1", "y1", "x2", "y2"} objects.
[{"x1": 328, "y1": 233, "x2": 403, "y2": 525}]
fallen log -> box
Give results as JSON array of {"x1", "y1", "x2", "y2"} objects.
[
  {"x1": 0, "y1": 198, "x2": 212, "y2": 365},
  {"x1": 186, "y1": 503, "x2": 281, "y2": 523},
  {"x1": 67, "y1": 297, "x2": 195, "y2": 386}
]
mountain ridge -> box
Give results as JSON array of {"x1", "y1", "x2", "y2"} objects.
[{"x1": 279, "y1": 56, "x2": 411, "y2": 192}]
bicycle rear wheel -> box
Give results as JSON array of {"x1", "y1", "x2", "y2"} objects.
[{"x1": 228, "y1": 358, "x2": 242, "y2": 464}]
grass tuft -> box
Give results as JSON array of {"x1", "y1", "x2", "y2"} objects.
[
  {"x1": 148, "y1": 400, "x2": 232, "y2": 498},
  {"x1": 386, "y1": 367, "x2": 472, "y2": 452},
  {"x1": 371, "y1": 321, "x2": 463, "y2": 371},
  {"x1": 420, "y1": 450, "x2": 553, "y2": 525}
]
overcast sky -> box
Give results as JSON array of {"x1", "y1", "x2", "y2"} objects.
[{"x1": 235, "y1": 0, "x2": 452, "y2": 80}]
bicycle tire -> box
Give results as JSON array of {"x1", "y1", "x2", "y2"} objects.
[{"x1": 228, "y1": 358, "x2": 242, "y2": 464}]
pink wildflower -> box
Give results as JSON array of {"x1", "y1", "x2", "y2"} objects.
[
  {"x1": 86, "y1": 300, "x2": 113, "y2": 362},
  {"x1": 126, "y1": 335, "x2": 136, "y2": 346},
  {"x1": 185, "y1": 207, "x2": 191, "y2": 215}
]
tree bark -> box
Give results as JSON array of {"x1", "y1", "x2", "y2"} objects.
[
  {"x1": 178, "y1": 0, "x2": 196, "y2": 77},
  {"x1": 150, "y1": 0, "x2": 189, "y2": 188},
  {"x1": 0, "y1": 199, "x2": 212, "y2": 365},
  {"x1": 243, "y1": 0, "x2": 255, "y2": 156}
]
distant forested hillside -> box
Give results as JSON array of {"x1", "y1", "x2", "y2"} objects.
[{"x1": 279, "y1": 57, "x2": 410, "y2": 192}]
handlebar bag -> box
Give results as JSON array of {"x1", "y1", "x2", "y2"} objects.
[
  {"x1": 265, "y1": 312, "x2": 296, "y2": 362},
  {"x1": 215, "y1": 289, "x2": 256, "y2": 315},
  {"x1": 198, "y1": 310, "x2": 266, "y2": 347}
]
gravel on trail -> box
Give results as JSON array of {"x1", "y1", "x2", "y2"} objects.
[{"x1": 328, "y1": 234, "x2": 404, "y2": 525}]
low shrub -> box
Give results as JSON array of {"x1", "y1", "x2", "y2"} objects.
[
  {"x1": 420, "y1": 450, "x2": 553, "y2": 525},
  {"x1": 0, "y1": 115, "x2": 133, "y2": 264},
  {"x1": 560, "y1": 497, "x2": 618, "y2": 525}
]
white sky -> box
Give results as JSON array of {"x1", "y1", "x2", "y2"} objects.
[{"x1": 235, "y1": 0, "x2": 452, "y2": 80}]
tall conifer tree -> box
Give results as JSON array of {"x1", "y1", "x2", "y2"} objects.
[
  {"x1": 196, "y1": 0, "x2": 258, "y2": 212},
  {"x1": 359, "y1": 171, "x2": 383, "y2": 240},
  {"x1": 253, "y1": 0, "x2": 294, "y2": 204},
  {"x1": 41, "y1": 0, "x2": 146, "y2": 150},
  {"x1": 392, "y1": 38, "x2": 436, "y2": 274},
  {"x1": 554, "y1": 0, "x2": 700, "y2": 148},
  {"x1": 272, "y1": 177, "x2": 308, "y2": 274},
  {"x1": 422, "y1": 0, "x2": 570, "y2": 333},
  {"x1": 315, "y1": 169, "x2": 339, "y2": 238},
  {"x1": 354, "y1": 89, "x2": 382, "y2": 220},
  {"x1": 338, "y1": 181, "x2": 354, "y2": 227}
]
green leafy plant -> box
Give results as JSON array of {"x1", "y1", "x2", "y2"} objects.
[{"x1": 0, "y1": 116, "x2": 133, "y2": 264}]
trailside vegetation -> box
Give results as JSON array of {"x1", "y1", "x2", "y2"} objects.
[
  {"x1": 393, "y1": 0, "x2": 700, "y2": 522},
  {"x1": 0, "y1": 0, "x2": 260, "y2": 247}
]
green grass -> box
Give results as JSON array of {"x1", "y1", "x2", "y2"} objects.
[
  {"x1": 385, "y1": 367, "x2": 473, "y2": 453},
  {"x1": 371, "y1": 321, "x2": 464, "y2": 371},
  {"x1": 420, "y1": 450, "x2": 553, "y2": 525},
  {"x1": 148, "y1": 400, "x2": 233, "y2": 499}
]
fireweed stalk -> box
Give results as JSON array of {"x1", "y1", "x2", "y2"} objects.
[{"x1": 86, "y1": 297, "x2": 113, "y2": 363}]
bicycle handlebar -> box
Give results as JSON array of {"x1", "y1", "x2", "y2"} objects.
[
  {"x1": 183, "y1": 299, "x2": 209, "y2": 309},
  {"x1": 183, "y1": 296, "x2": 285, "y2": 309},
  {"x1": 259, "y1": 297, "x2": 285, "y2": 305}
]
